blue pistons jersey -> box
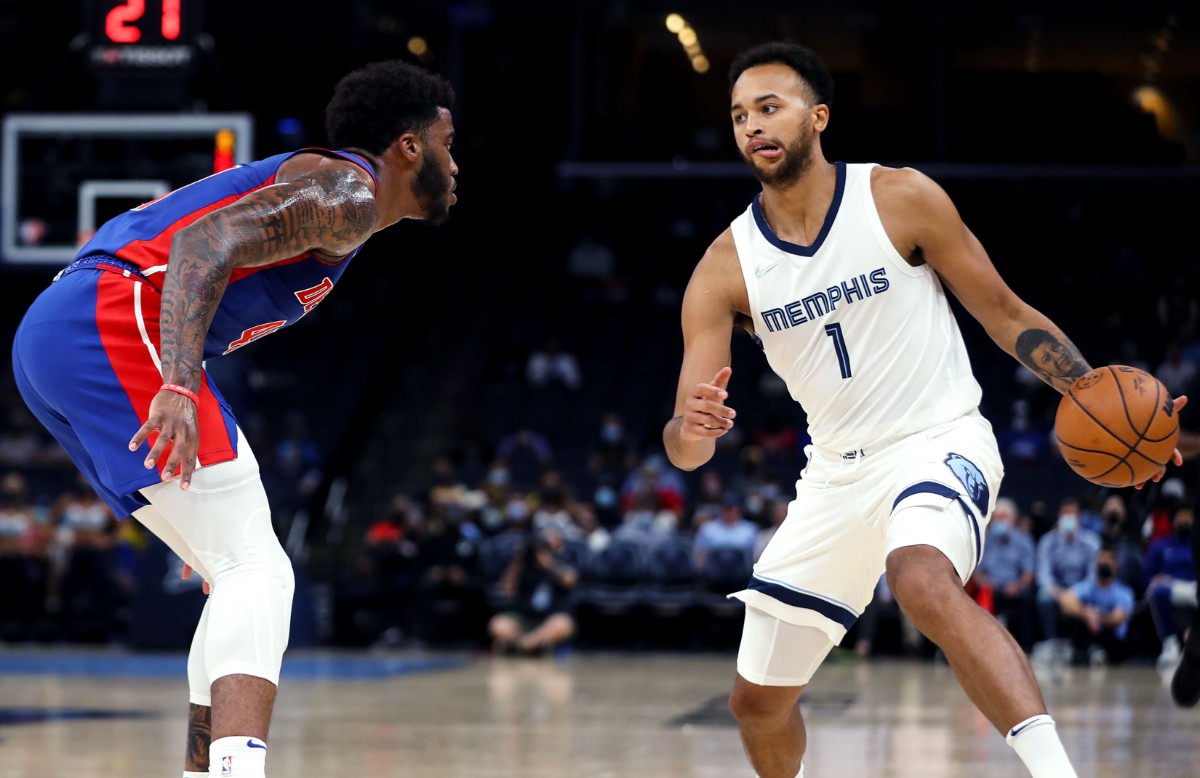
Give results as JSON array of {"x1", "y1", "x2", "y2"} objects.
[{"x1": 12, "y1": 148, "x2": 376, "y2": 518}]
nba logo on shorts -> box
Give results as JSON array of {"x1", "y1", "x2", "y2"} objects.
[{"x1": 221, "y1": 756, "x2": 233, "y2": 775}]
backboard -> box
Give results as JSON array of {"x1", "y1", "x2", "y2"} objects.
[{"x1": 2, "y1": 112, "x2": 253, "y2": 265}]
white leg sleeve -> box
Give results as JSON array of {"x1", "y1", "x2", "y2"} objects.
[
  {"x1": 187, "y1": 598, "x2": 212, "y2": 706},
  {"x1": 134, "y1": 431, "x2": 295, "y2": 687}
]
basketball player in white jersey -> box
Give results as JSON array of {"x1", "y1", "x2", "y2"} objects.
[{"x1": 661, "y1": 41, "x2": 1160, "y2": 778}]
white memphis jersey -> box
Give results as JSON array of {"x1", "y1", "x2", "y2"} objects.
[{"x1": 732, "y1": 161, "x2": 983, "y2": 453}]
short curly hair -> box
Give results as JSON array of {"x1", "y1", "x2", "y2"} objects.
[
  {"x1": 728, "y1": 42, "x2": 834, "y2": 108},
  {"x1": 325, "y1": 60, "x2": 456, "y2": 155}
]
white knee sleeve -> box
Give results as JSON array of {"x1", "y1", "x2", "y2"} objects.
[
  {"x1": 137, "y1": 431, "x2": 295, "y2": 689},
  {"x1": 205, "y1": 561, "x2": 295, "y2": 685},
  {"x1": 188, "y1": 598, "x2": 213, "y2": 705}
]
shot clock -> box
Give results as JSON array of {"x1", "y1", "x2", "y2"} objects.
[{"x1": 87, "y1": 0, "x2": 202, "y2": 72}]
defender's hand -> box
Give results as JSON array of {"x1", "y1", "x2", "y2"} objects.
[
  {"x1": 128, "y1": 388, "x2": 200, "y2": 490},
  {"x1": 679, "y1": 367, "x2": 737, "y2": 441}
]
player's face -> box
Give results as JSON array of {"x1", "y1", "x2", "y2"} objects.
[
  {"x1": 413, "y1": 108, "x2": 458, "y2": 225},
  {"x1": 730, "y1": 64, "x2": 822, "y2": 186},
  {"x1": 1031, "y1": 340, "x2": 1074, "y2": 379}
]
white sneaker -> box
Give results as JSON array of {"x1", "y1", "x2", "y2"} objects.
[{"x1": 1158, "y1": 634, "x2": 1182, "y2": 672}]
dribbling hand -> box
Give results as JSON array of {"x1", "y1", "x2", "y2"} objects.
[
  {"x1": 679, "y1": 366, "x2": 737, "y2": 441},
  {"x1": 128, "y1": 388, "x2": 201, "y2": 490},
  {"x1": 1133, "y1": 394, "x2": 1188, "y2": 490}
]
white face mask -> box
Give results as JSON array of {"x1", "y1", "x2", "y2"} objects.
[{"x1": 1058, "y1": 514, "x2": 1079, "y2": 535}]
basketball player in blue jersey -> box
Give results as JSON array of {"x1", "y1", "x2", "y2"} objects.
[
  {"x1": 12, "y1": 60, "x2": 458, "y2": 777},
  {"x1": 663, "y1": 42, "x2": 1186, "y2": 778}
]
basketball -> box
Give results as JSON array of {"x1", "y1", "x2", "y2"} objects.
[{"x1": 1054, "y1": 365, "x2": 1180, "y2": 488}]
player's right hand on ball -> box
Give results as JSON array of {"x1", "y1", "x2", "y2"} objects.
[
  {"x1": 680, "y1": 366, "x2": 737, "y2": 441},
  {"x1": 128, "y1": 389, "x2": 200, "y2": 490}
]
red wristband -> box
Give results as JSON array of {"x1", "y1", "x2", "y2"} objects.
[{"x1": 160, "y1": 383, "x2": 200, "y2": 405}]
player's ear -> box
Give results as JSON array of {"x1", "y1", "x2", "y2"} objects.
[
  {"x1": 392, "y1": 131, "x2": 421, "y2": 161},
  {"x1": 812, "y1": 104, "x2": 829, "y2": 133}
]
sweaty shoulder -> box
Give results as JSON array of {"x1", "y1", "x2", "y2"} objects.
[{"x1": 275, "y1": 151, "x2": 377, "y2": 195}]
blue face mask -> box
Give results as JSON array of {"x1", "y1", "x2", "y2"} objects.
[
  {"x1": 992, "y1": 521, "x2": 1010, "y2": 538},
  {"x1": 1058, "y1": 514, "x2": 1079, "y2": 535}
]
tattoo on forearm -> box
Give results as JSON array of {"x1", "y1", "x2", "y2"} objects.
[
  {"x1": 185, "y1": 703, "x2": 211, "y2": 772},
  {"x1": 1015, "y1": 328, "x2": 1090, "y2": 392},
  {"x1": 158, "y1": 168, "x2": 377, "y2": 387}
]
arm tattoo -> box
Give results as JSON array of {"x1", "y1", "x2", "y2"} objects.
[
  {"x1": 185, "y1": 703, "x2": 211, "y2": 772},
  {"x1": 1015, "y1": 328, "x2": 1091, "y2": 393},
  {"x1": 158, "y1": 167, "x2": 378, "y2": 388}
]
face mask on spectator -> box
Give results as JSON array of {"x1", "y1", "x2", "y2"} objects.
[
  {"x1": 1058, "y1": 514, "x2": 1079, "y2": 535},
  {"x1": 992, "y1": 521, "x2": 1010, "y2": 538},
  {"x1": 1096, "y1": 562, "x2": 1114, "y2": 580}
]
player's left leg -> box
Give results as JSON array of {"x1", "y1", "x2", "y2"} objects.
[
  {"x1": 729, "y1": 606, "x2": 828, "y2": 778},
  {"x1": 887, "y1": 514, "x2": 1076, "y2": 778},
  {"x1": 134, "y1": 431, "x2": 294, "y2": 778},
  {"x1": 886, "y1": 415, "x2": 1075, "y2": 778}
]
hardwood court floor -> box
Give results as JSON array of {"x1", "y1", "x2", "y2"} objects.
[{"x1": 0, "y1": 646, "x2": 1197, "y2": 777}]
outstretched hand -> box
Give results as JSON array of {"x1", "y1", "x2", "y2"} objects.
[
  {"x1": 679, "y1": 367, "x2": 737, "y2": 442},
  {"x1": 128, "y1": 388, "x2": 200, "y2": 490},
  {"x1": 1134, "y1": 394, "x2": 1188, "y2": 490}
]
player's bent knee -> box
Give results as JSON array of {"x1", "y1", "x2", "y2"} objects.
[
  {"x1": 729, "y1": 675, "x2": 804, "y2": 725},
  {"x1": 204, "y1": 563, "x2": 295, "y2": 686}
]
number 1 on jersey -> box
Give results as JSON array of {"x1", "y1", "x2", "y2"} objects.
[{"x1": 824, "y1": 323, "x2": 852, "y2": 379}]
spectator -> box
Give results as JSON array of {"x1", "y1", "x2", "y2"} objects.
[
  {"x1": 1033, "y1": 497, "x2": 1102, "y2": 660},
  {"x1": 270, "y1": 412, "x2": 324, "y2": 523},
  {"x1": 47, "y1": 473, "x2": 120, "y2": 642},
  {"x1": 693, "y1": 492, "x2": 759, "y2": 570},
  {"x1": 754, "y1": 497, "x2": 788, "y2": 563},
  {"x1": 613, "y1": 483, "x2": 681, "y2": 546},
  {"x1": 573, "y1": 502, "x2": 611, "y2": 554},
  {"x1": 528, "y1": 468, "x2": 578, "y2": 541},
  {"x1": 488, "y1": 526, "x2": 579, "y2": 656},
  {"x1": 619, "y1": 455, "x2": 686, "y2": 520},
  {"x1": 412, "y1": 494, "x2": 486, "y2": 647},
  {"x1": 853, "y1": 574, "x2": 922, "y2": 658},
  {"x1": 587, "y1": 411, "x2": 638, "y2": 486},
  {"x1": 1155, "y1": 340, "x2": 1198, "y2": 399},
  {"x1": 1144, "y1": 504, "x2": 1198, "y2": 672},
  {"x1": 361, "y1": 494, "x2": 423, "y2": 648},
  {"x1": 494, "y1": 428, "x2": 556, "y2": 493},
  {"x1": 1096, "y1": 492, "x2": 1144, "y2": 590},
  {"x1": 1058, "y1": 547, "x2": 1136, "y2": 666},
  {"x1": 525, "y1": 336, "x2": 582, "y2": 392},
  {"x1": 0, "y1": 472, "x2": 49, "y2": 641},
  {"x1": 976, "y1": 497, "x2": 1038, "y2": 652}
]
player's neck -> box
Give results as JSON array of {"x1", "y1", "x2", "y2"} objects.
[{"x1": 758, "y1": 158, "x2": 837, "y2": 240}]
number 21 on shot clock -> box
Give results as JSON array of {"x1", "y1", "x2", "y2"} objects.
[{"x1": 88, "y1": 0, "x2": 200, "y2": 71}]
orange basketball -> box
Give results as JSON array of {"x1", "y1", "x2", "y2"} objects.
[{"x1": 1054, "y1": 365, "x2": 1180, "y2": 488}]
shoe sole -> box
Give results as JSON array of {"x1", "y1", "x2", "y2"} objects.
[{"x1": 1171, "y1": 657, "x2": 1200, "y2": 708}]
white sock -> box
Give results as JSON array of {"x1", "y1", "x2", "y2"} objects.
[
  {"x1": 1006, "y1": 714, "x2": 1077, "y2": 778},
  {"x1": 184, "y1": 772, "x2": 207, "y2": 778},
  {"x1": 209, "y1": 736, "x2": 267, "y2": 777}
]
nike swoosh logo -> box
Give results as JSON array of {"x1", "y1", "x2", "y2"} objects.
[
  {"x1": 247, "y1": 739, "x2": 267, "y2": 750},
  {"x1": 755, "y1": 259, "x2": 784, "y2": 278},
  {"x1": 1008, "y1": 721, "x2": 1036, "y2": 738}
]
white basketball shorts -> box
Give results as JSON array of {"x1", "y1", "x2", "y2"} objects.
[{"x1": 730, "y1": 411, "x2": 1005, "y2": 645}]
